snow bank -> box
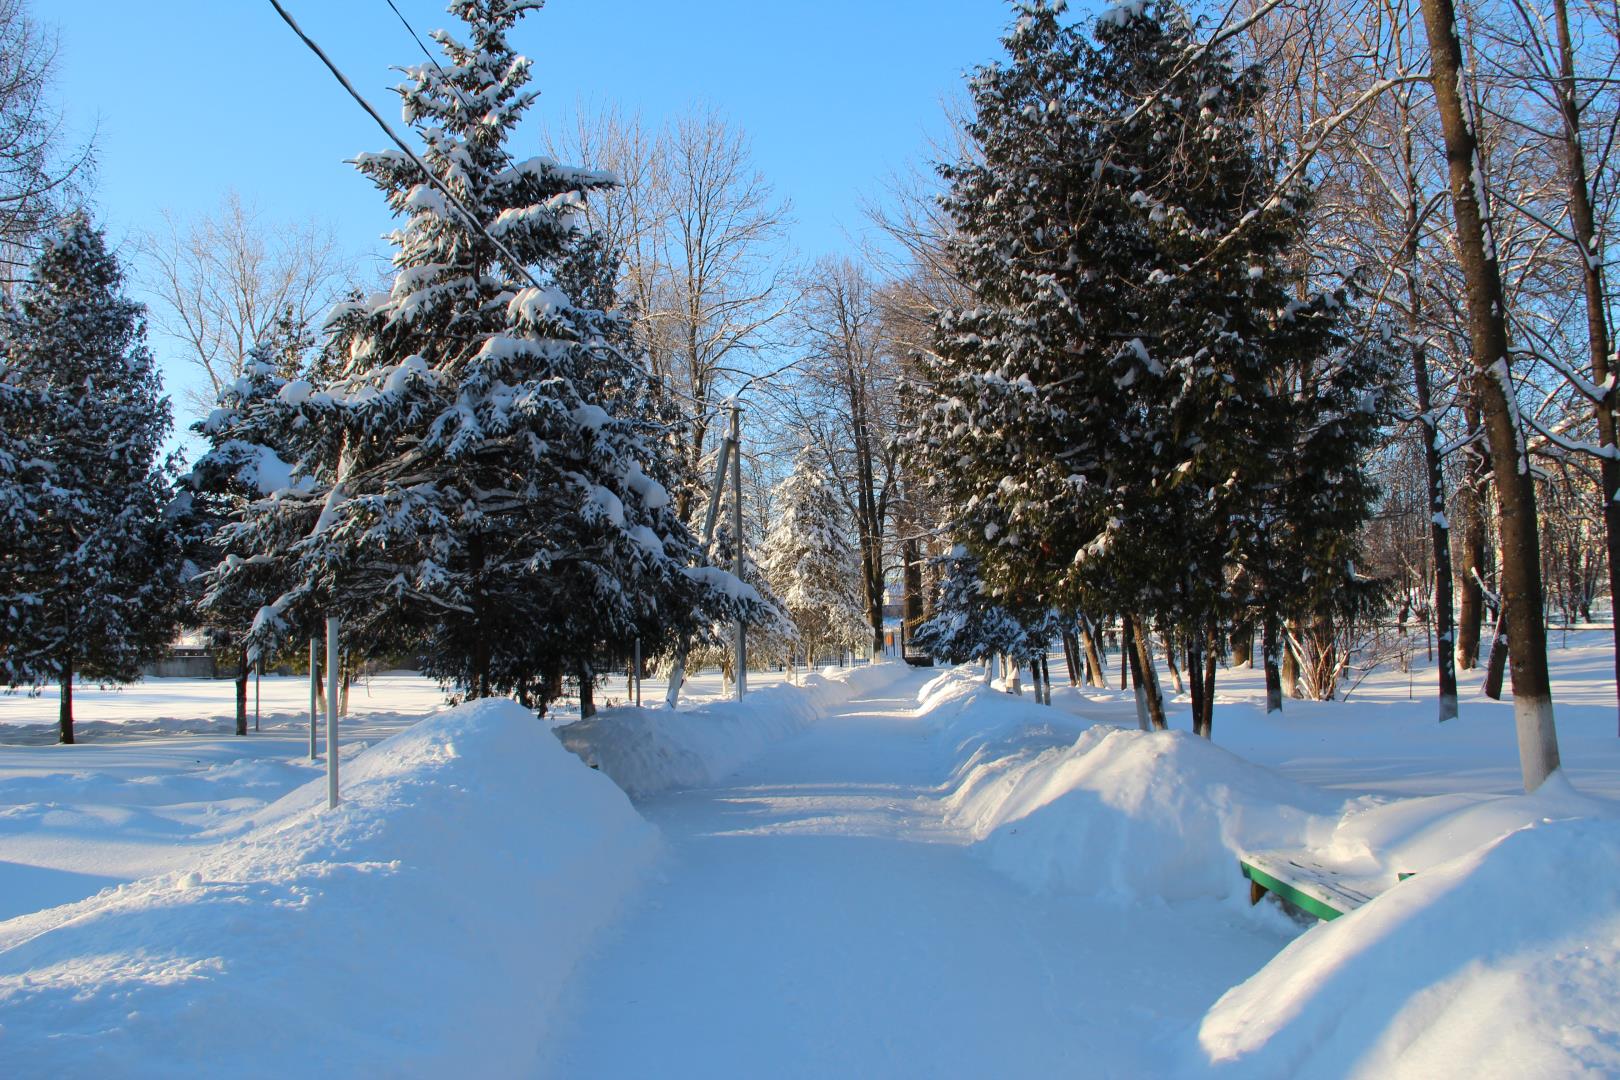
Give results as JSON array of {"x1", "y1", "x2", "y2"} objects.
[
  {"x1": 1196, "y1": 803, "x2": 1620, "y2": 1078},
  {"x1": 0, "y1": 698, "x2": 660, "y2": 1077},
  {"x1": 929, "y1": 673, "x2": 1339, "y2": 902},
  {"x1": 562, "y1": 662, "x2": 905, "y2": 798}
]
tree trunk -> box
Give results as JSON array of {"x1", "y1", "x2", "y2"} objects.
[
  {"x1": 1282, "y1": 622, "x2": 1302, "y2": 699},
  {"x1": 578, "y1": 662, "x2": 596, "y2": 719},
  {"x1": 1128, "y1": 615, "x2": 1168, "y2": 730},
  {"x1": 469, "y1": 531, "x2": 490, "y2": 700},
  {"x1": 1551, "y1": 0, "x2": 1620, "y2": 732},
  {"x1": 1402, "y1": 130, "x2": 1460, "y2": 722},
  {"x1": 1421, "y1": 0, "x2": 1561, "y2": 790},
  {"x1": 1119, "y1": 617, "x2": 1132, "y2": 692},
  {"x1": 1263, "y1": 616, "x2": 1284, "y2": 714},
  {"x1": 850, "y1": 379, "x2": 887, "y2": 658},
  {"x1": 1230, "y1": 621, "x2": 1252, "y2": 668},
  {"x1": 1186, "y1": 633, "x2": 1204, "y2": 737},
  {"x1": 1455, "y1": 402, "x2": 1490, "y2": 670},
  {"x1": 1122, "y1": 617, "x2": 1151, "y2": 731},
  {"x1": 1079, "y1": 617, "x2": 1106, "y2": 688},
  {"x1": 340, "y1": 654, "x2": 353, "y2": 718},
  {"x1": 1061, "y1": 630, "x2": 1079, "y2": 686},
  {"x1": 58, "y1": 649, "x2": 74, "y2": 745},
  {"x1": 1196, "y1": 623, "x2": 1218, "y2": 740},
  {"x1": 903, "y1": 537, "x2": 923, "y2": 644},
  {"x1": 235, "y1": 646, "x2": 249, "y2": 737},
  {"x1": 1162, "y1": 630, "x2": 1185, "y2": 695},
  {"x1": 1484, "y1": 607, "x2": 1509, "y2": 700}
]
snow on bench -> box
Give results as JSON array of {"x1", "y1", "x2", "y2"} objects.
[{"x1": 1239, "y1": 850, "x2": 1401, "y2": 922}]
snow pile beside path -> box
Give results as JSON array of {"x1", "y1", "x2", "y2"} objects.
[
  {"x1": 1196, "y1": 805, "x2": 1620, "y2": 1078},
  {"x1": 0, "y1": 699, "x2": 660, "y2": 1077},
  {"x1": 923, "y1": 670, "x2": 1338, "y2": 903},
  {"x1": 563, "y1": 662, "x2": 905, "y2": 798}
]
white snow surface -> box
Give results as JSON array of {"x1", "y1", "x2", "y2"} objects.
[
  {"x1": 1196, "y1": 807, "x2": 1620, "y2": 1078},
  {"x1": 922, "y1": 672, "x2": 1339, "y2": 902},
  {"x1": 1, "y1": 634, "x2": 1617, "y2": 1076},
  {"x1": 914, "y1": 659, "x2": 1620, "y2": 1078},
  {"x1": 0, "y1": 698, "x2": 659, "y2": 1077},
  {"x1": 561, "y1": 661, "x2": 904, "y2": 797}
]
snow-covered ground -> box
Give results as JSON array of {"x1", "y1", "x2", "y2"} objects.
[
  {"x1": 1, "y1": 635, "x2": 1615, "y2": 1076},
  {"x1": 0, "y1": 698, "x2": 659, "y2": 1077},
  {"x1": 0, "y1": 666, "x2": 801, "y2": 919}
]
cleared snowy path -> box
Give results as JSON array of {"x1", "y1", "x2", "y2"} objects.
[{"x1": 543, "y1": 670, "x2": 1287, "y2": 1078}]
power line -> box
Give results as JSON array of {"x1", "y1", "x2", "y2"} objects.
[
  {"x1": 285, "y1": 0, "x2": 788, "y2": 426},
  {"x1": 372, "y1": 2, "x2": 795, "y2": 422},
  {"x1": 380, "y1": 0, "x2": 526, "y2": 179},
  {"x1": 267, "y1": 0, "x2": 546, "y2": 294}
]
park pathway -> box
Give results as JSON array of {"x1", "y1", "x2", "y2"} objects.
[{"x1": 540, "y1": 668, "x2": 1282, "y2": 1078}]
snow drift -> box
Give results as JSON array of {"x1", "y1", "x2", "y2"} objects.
[
  {"x1": 1196, "y1": 803, "x2": 1620, "y2": 1078},
  {"x1": 0, "y1": 698, "x2": 660, "y2": 1078},
  {"x1": 561, "y1": 661, "x2": 905, "y2": 798},
  {"x1": 922, "y1": 670, "x2": 1338, "y2": 903}
]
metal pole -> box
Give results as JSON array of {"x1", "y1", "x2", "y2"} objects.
[
  {"x1": 309, "y1": 636, "x2": 319, "y2": 760},
  {"x1": 731, "y1": 405, "x2": 747, "y2": 699},
  {"x1": 326, "y1": 616, "x2": 340, "y2": 809},
  {"x1": 666, "y1": 431, "x2": 737, "y2": 710}
]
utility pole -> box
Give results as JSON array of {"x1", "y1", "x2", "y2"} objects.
[
  {"x1": 326, "y1": 616, "x2": 340, "y2": 809},
  {"x1": 309, "y1": 635, "x2": 319, "y2": 761},
  {"x1": 731, "y1": 405, "x2": 747, "y2": 699},
  {"x1": 665, "y1": 416, "x2": 738, "y2": 709}
]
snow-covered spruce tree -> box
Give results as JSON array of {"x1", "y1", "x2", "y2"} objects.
[
  {"x1": 0, "y1": 214, "x2": 185, "y2": 743},
  {"x1": 911, "y1": 548, "x2": 1045, "y2": 676},
  {"x1": 208, "y1": 0, "x2": 755, "y2": 710},
  {"x1": 918, "y1": 0, "x2": 1383, "y2": 737},
  {"x1": 761, "y1": 449, "x2": 865, "y2": 666},
  {"x1": 188, "y1": 328, "x2": 319, "y2": 735},
  {"x1": 0, "y1": 372, "x2": 46, "y2": 687}
]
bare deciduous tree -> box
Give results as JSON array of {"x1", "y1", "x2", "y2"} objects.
[
  {"x1": 141, "y1": 191, "x2": 351, "y2": 411},
  {"x1": 543, "y1": 105, "x2": 793, "y2": 518},
  {"x1": 0, "y1": 0, "x2": 94, "y2": 287},
  {"x1": 777, "y1": 258, "x2": 904, "y2": 655}
]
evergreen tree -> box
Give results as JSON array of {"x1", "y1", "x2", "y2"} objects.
[
  {"x1": 188, "y1": 333, "x2": 318, "y2": 734},
  {"x1": 0, "y1": 214, "x2": 184, "y2": 743},
  {"x1": 911, "y1": 548, "x2": 1039, "y2": 669},
  {"x1": 917, "y1": 0, "x2": 1387, "y2": 736},
  {"x1": 0, "y1": 375, "x2": 46, "y2": 687},
  {"x1": 206, "y1": 0, "x2": 755, "y2": 709},
  {"x1": 761, "y1": 449, "x2": 865, "y2": 665}
]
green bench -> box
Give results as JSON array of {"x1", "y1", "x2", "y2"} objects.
[{"x1": 1239, "y1": 850, "x2": 1389, "y2": 922}]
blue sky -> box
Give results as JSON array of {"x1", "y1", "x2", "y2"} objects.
[{"x1": 50, "y1": 1, "x2": 1018, "y2": 427}]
